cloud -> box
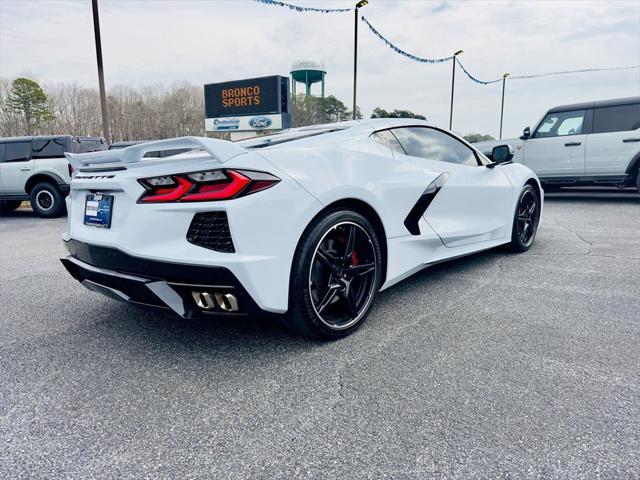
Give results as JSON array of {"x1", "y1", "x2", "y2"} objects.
[
  {"x1": 426, "y1": 1, "x2": 452, "y2": 14},
  {"x1": 1, "y1": 0, "x2": 638, "y2": 138}
]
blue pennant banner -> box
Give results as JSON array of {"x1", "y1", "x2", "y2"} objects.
[
  {"x1": 255, "y1": 3, "x2": 640, "y2": 85},
  {"x1": 254, "y1": 0, "x2": 352, "y2": 13},
  {"x1": 362, "y1": 16, "x2": 639, "y2": 85},
  {"x1": 362, "y1": 16, "x2": 454, "y2": 64},
  {"x1": 455, "y1": 58, "x2": 502, "y2": 85},
  {"x1": 510, "y1": 65, "x2": 640, "y2": 80}
]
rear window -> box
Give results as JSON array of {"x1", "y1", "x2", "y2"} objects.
[
  {"x1": 592, "y1": 104, "x2": 640, "y2": 133},
  {"x1": 32, "y1": 138, "x2": 70, "y2": 158},
  {"x1": 371, "y1": 130, "x2": 405, "y2": 154},
  {"x1": 74, "y1": 138, "x2": 107, "y2": 153},
  {"x1": 4, "y1": 141, "x2": 32, "y2": 162}
]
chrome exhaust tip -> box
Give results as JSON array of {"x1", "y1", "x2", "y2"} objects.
[
  {"x1": 191, "y1": 291, "x2": 216, "y2": 310},
  {"x1": 214, "y1": 292, "x2": 239, "y2": 312},
  {"x1": 191, "y1": 290, "x2": 239, "y2": 312}
]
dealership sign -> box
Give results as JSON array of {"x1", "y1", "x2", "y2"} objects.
[
  {"x1": 205, "y1": 114, "x2": 283, "y2": 132},
  {"x1": 204, "y1": 75, "x2": 291, "y2": 132}
]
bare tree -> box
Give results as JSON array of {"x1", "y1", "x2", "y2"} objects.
[
  {"x1": 1, "y1": 77, "x2": 356, "y2": 140},
  {"x1": 0, "y1": 77, "x2": 205, "y2": 141}
]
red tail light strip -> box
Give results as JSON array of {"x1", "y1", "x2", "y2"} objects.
[
  {"x1": 181, "y1": 171, "x2": 250, "y2": 202},
  {"x1": 140, "y1": 176, "x2": 193, "y2": 202},
  {"x1": 137, "y1": 169, "x2": 279, "y2": 203}
]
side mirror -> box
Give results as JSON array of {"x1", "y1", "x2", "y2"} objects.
[
  {"x1": 520, "y1": 126, "x2": 531, "y2": 140},
  {"x1": 487, "y1": 144, "x2": 514, "y2": 168}
]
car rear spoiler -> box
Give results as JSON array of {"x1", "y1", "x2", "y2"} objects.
[{"x1": 65, "y1": 136, "x2": 246, "y2": 169}]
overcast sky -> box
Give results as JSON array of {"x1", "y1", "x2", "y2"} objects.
[{"x1": 1, "y1": 0, "x2": 639, "y2": 138}]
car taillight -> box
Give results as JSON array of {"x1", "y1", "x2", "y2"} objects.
[
  {"x1": 68, "y1": 163, "x2": 74, "y2": 177},
  {"x1": 137, "y1": 169, "x2": 280, "y2": 203}
]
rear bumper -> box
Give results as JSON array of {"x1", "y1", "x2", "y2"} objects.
[{"x1": 61, "y1": 239, "x2": 272, "y2": 319}]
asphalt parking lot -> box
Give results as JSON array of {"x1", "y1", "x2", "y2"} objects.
[{"x1": 1, "y1": 191, "x2": 639, "y2": 479}]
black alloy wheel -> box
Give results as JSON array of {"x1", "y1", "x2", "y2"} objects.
[
  {"x1": 36, "y1": 190, "x2": 54, "y2": 210},
  {"x1": 509, "y1": 184, "x2": 540, "y2": 252},
  {"x1": 309, "y1": 221, "x2": 377, "y2": 330},
  {"x1": 285, "y1": 210, "x2": 382, "y2": 339},
  {"x1": 30, "y1": 182, "x2": 66, "y2": 218}
]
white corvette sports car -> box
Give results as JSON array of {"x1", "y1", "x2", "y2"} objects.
[{"x1": 61, "y1": 119, "x2": 542, "y2": 339}]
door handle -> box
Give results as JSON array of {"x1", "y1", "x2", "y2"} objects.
[
  {"x1": 623, "y1": 138, "x2": 640, "y2": 143},
  {"x1": 564, "y1": 142, "x2": 581, "y2": 147},
  {"x1": 20, "y1": 168, "x2": 30, "y2": 171}
]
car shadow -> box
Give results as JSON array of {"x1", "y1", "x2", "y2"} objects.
[{"x1": 89, "y1": 248, "x2": 500, "y2": 357}]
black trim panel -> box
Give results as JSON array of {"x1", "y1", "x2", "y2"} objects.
[
  {"x1": 404, "y1": 173, "x2": 449, "y2": 235},
  {"x1": 63, "y1": 239, "x2": 268, "y2": 316},
  {"x1": 61, "y1": 257, "x2": 165, "y2": 307}
]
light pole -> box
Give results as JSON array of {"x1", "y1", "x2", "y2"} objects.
[
  {"x1": 499, "y1": 72, "x2": 509, "y2": 139},
  {"x1": 92, "y1": 0, "x2": 110, "y2": 144},
  {"x1": 449, "y1": 50, "x2": 463, "y2": 130},
  {"x1": 352, "y1": 0, "x2": 368, "y2": 120}
]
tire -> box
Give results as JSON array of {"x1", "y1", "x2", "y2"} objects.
[
  {"x1": 508, "y1": 184, "x2": 541, "y2": 253},
  {"x1": 636, "y1": 171, "x2": 640, "y2": 193},
  {"x1": 30, "y1": 182, "x2": 66, "y2": 218},
  {"x1": 0, "y1": 200, "x2": 22, "y2": 214},
  {"x1": 284, "y1": 209, "x2": 383, "y2": 340}
]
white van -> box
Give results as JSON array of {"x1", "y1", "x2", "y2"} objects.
[
  {"x1": 476, "y1": 97, "x2": 640, "y2": 191},
  {"x1": 0, "y1": 135, "x2": 107, "y2": 217}
]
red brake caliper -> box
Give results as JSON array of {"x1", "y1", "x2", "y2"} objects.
[{"x1": 350, "y1": 250, "x2": 359, "y2": 266}]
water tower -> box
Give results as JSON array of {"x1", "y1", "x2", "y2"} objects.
[{"x1": 290, "y1": 60, "x2": 326, "y2": 98}]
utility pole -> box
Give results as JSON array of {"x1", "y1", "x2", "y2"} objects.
[
  {"x1": 449, "y1": 50, "x2": 463, "y2": 130},
  {"x1": 92, "y1": 0, "x2": 111, "y2": 144},
  {"x1": 499, "y1": 73, "x2": 509, "y2": 139},
  {"x1": 352, "y1": 1, "x2": 368, "y2": 120}
]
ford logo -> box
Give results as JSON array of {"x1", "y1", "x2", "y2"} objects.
[{"x1": 249, "y1": 116, "x2": 272, "y2": 129}]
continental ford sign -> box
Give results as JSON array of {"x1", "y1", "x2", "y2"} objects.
[
  {"x1": 204, "y1": 75, "x2": 291, "y2": 132},
  {"x1": 249, "y1": 116, "x2": 272, "y2": 129},
  {"x1": 205, "y1": 114, "x2": 283, "y2": 132}
]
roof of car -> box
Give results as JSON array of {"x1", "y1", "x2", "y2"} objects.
[
  {"x1": 548, "y1": 96, "x2": 640, "y2": 113},
  {"x1": 0, "y1": 135, "x2": 70, "y2": 143},
  {"x1": 0, "y1": 135, "x2": 104, "y2": 143}
]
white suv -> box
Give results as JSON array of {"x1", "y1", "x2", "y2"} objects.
[
  {"x1": 476, "y1": 97, "x2": 640, "y2": 191},
  {"x1": 0, "y1": 135, "x2": 106, "y2": 217}
]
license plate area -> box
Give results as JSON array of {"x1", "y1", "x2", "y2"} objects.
[{"x1": 84, "y1": 193, "x2": 114, "y2": 228}]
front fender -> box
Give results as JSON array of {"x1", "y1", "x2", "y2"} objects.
[{"x1": 501, "y1": 162, "x2": 544, "y2": 228}]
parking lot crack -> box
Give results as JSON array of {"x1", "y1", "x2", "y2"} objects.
[{"x1": 551, "y1": 217, "x2": 593, "y2": 254}]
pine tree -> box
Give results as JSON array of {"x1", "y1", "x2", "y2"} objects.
[{"x1": 6, "y1": 78, "x2": 54, "y2": 135}]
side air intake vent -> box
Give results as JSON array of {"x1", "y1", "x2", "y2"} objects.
[
  {"x1": 404, "y1": 172, "x2": 449, "y2": 235},
  {"x1": 187, "y1": 212, "x2": 235, "y2": 253}
]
